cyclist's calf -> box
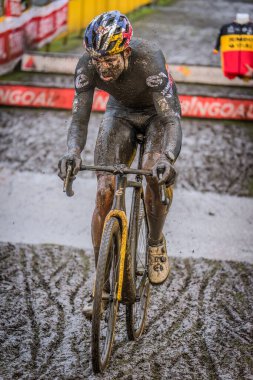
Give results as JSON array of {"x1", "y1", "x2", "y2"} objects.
[
  {"x1": 92, "y1": 174, "x2": 115, "y2": 264},
  {"x1": 95, "y1": 174, "x2": 115, "y2": 213}
]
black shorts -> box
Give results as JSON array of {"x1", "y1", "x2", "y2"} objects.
[{"x1": 94, "y1": 104, "x2": 170, "y2": 169}]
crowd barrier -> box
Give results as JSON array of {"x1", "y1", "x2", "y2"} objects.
[{"x1": 0, "y1": 0, "x2": 68, "y2": 75}]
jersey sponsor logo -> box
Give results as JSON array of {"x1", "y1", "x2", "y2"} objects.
[
  {"x1": 221, "y1": 34, "x2": 253, "y2": 51},
  {"x1": 75, "y1": 74, "x2": 89, "y2": 89},
  {"x1": 157, "y1": 97, "x2": 169, "y2": 112},
  {"x1": 146, "y1": 72, "x2": 167, "y2": 88},
  {"x1": 161, "y1": 73, "x2": 173, "y2": 98}
]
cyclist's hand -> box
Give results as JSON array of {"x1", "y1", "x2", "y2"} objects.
[
  {"x1": 58, "y1": 152, "x2": 81, "y2": 180},
  {"x1": 152, "y1": 157, "x2": 176, "y2": 186}
]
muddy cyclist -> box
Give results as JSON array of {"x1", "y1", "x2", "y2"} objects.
[{"x1": 58, "y1": 10, "x2": 182, "y2": 317}]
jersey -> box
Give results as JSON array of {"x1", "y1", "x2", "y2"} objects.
[
  {"x1": 74, "y1": 37, "x2": 181, "y2": 114},
  {"x1": 68, "y1": 38, "x2": 182, "y2": 161},
  {"x1": 214, "y1": 21, "x2": 253, "y2": 79}
]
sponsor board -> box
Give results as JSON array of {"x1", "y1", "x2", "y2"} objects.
[
  {"x1": 180, "y1": 95, "x2": 253, "y2": 120},
  {"x1": 0, "y1": 84, "x2": 252, "y2": 120}
]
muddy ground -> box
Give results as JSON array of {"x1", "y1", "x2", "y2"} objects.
[
  {"x1": 1, "y1": 242, "x2": 253, "y2": 380},
  {"x1": 1, "y1": 0, "x2": 253, "y2": 379},
  {"x1": 1, "y1": 108, "x2": 253, "y2": 196}
]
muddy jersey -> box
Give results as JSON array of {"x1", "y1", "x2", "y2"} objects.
[
  {"x1": 214, "y1": 22, "x2": 253, "y2": 79},
  {"x1": 68, "y1": 37, "x2": 182, "y2": 160}
]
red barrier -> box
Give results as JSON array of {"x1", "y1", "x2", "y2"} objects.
[
  {"x1": 5, "y1": 0, "x2": 22, "y2": 17},
  {"x1": 0, "y1": 84, "x2": 252, "y2": 120},
  {"x1": 0, "y1": 0, "x2": 68, "y2": 75}
]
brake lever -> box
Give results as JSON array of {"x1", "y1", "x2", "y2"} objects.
[
  {"x1": 157, "y1": 165, "x2": 169, "y2": 206},
  {"x1": 63, "y1": 164, "x2": 75, "y2": 197}
]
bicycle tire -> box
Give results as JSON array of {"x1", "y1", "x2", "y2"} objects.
[
  {"x1": 126, "y1": 191, "x2": 150, "y2": 340},
  {"x1": 92, "y1": 217, "x2": 121, "y2": 373}
]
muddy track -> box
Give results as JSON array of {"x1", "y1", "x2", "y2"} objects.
[
  {"x1": 1, "y1": 242, "x2": 252, "y2": 379},
  {"x1": 1, "y1": 108, "x2": 253, "y2": 196}
]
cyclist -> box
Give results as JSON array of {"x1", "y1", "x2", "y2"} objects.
[{"x1": 58, "y1": 11, "x2": 182, "y2": 313}]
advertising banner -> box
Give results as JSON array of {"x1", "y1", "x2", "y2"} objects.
[
  {"x1": 4, "y1": 0, "x2": 22, "y2": 17},
  {"x1": 0, "y1": 0, "x2": 68, "y2": 75},
  {"x1": 0, "y1": 84, "x2": 252, "y2": 120},
  {"x1": 180, "y1": 95, "x2": 253, "y2": 120},
  {"x1": 0, "y1": 16, "x2": 24, "y2": 75},
  {"x1": 23, "y1": 0, "x2": 68, "y2": 48}
]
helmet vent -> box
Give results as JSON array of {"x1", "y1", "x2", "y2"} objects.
[
  {"x1": 107, "y1": 40, "x2": 117, "y2": 51},
  {"x1": 84, "y1": 11, "x2": 132, "y2": 56}
]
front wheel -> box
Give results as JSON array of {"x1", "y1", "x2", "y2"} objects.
[
  {"x1": 126, "y1": 195, "x2": 150, "y2": 340},
  {"x1": 92, "y1": 217, "x2": 121, "y2": 373}
]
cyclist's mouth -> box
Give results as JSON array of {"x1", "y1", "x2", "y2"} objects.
[{"x1": 100, "y1": 72, "x2": 114, "y2": 82}]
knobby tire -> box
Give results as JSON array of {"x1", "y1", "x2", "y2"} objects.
[
  {"x1": 92, "y1": 217, "x2": 121, "y2": 373},
  {"x1": 125, "y1": 190, "x2": 150, "y2": 340}
]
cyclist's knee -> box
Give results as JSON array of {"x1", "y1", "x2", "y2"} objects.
[{"x1": 96, "y1": 175, "x2": 115, "y2": 212}]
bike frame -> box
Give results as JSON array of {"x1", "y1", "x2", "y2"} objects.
[
  {"x1": 63, "y1": 135, "x2": 168, "y2": 302},
  {"x1": 80, "y1": 163, "x2": 149, "y2": 302},
  {"x1": 83, "y1": 138, "x2": 148, "y2": 302}
]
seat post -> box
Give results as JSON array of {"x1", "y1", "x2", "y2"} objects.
[{"x1": 136, "y1": 133, "x2": 145, "y2": 170}]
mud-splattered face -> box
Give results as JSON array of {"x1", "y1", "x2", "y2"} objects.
[
  {"x1": 92, "y1": 53, "x2": 124, "y2": 82},
  {"x1": 92, "y1": 49, "x2": 131, "y2": 82}
]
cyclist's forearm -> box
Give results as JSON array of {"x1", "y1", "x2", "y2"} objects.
[
  {"x1": 162, "y1": 116, "x2": 182, "y2": 161},
  {"x1": 67, "y1": 120, "x2": 88, "y2": 154},
  {"x1": 153, "y1": 89, "x2": 182, "y2": 161},
  {"x1": 67, "y1": 90, "x2": 94, "y2": 154}
]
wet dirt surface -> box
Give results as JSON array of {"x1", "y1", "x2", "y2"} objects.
[
  {"x1": 0, "y1": 107, "x2": 252, "y2": 196},
  {"x1": 0, "y1": 242, "x2": 252, "y2": 379},
  {"x1": 1, "y1": 0, "x2": 253, "y2": 378}
]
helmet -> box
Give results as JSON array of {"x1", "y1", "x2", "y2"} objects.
[{"x1": 84, "y1": 11, "x2": 133, "y2": 57}]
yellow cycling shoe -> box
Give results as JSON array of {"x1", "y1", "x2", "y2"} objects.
[{"x1": 148, "y1": 235, "x2": 170, "y2": 285}]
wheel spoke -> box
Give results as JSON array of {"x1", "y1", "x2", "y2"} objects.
[
  {"x1": 92, "y1": 217, "x2": 121, "y2": 373},
  {"x1": 126, "y1": 196, "x2": 150, "y2": 340}
]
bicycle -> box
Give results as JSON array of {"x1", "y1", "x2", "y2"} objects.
[{"x1": 63, "y1": 133, "x2": 169, "y2": 373}]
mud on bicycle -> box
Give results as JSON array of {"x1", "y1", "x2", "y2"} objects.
[{"x1": 63, "y1": 133, "x2": 170, "y2": 373}]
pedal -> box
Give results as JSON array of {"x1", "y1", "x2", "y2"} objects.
[{"x1": 136, "y1": 270, "x2": 144, "y2": 276}]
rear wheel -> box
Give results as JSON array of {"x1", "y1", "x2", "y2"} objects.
[
  {"x1": 92, "y1": 217, "x2": 121, "y2": 373},
  {"x1": 126, "y1": 193, "x2": 150, "y2": 340}
]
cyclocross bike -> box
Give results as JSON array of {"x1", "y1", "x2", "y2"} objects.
[{"x1": 63, "y1": 133, "x2": 168, "y2": 373}]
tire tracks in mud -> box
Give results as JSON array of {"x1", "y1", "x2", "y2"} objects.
[{"x1": 1, "y1": 242, "x2": 253, "y2": 379}]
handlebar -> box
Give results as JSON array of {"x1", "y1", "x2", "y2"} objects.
[
  {"x1": 63, "y1": 163, "x2": 169, "y2": 205},
  {"x1": 80, "y1": 163, "x2": 152, "y2": 176}
]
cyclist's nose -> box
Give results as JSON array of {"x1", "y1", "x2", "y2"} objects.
[{"x1": 100, "y1": 61, "x2": 111, "y2": 70}]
